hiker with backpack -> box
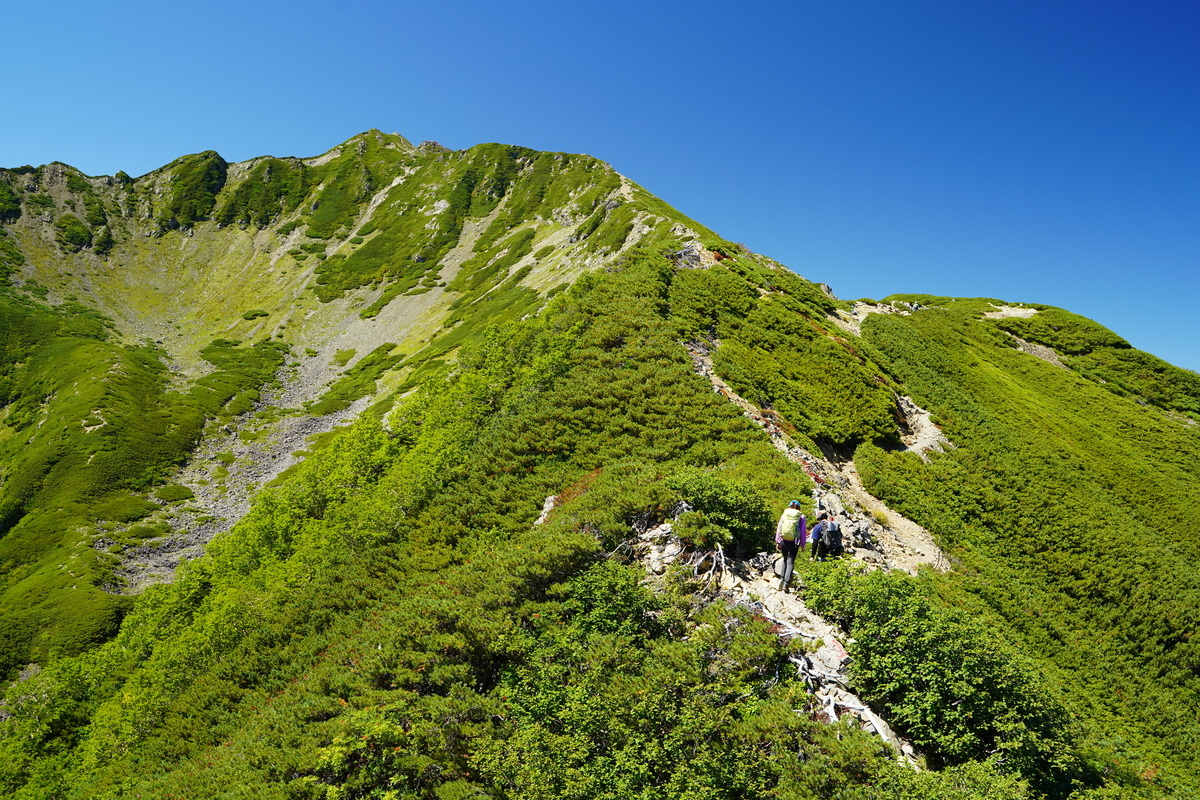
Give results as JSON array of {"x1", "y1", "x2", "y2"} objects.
[
  {"x1": 810, "y1": 513, "x2": 827, "y2": 560},
  {"x1": 775, "y1": 500, "x2": 806, "y2": 592},
  {"x1": 824, "y1": 513, "x2": 844, "y2": 558},
  {"x1": 810, "y1": 512, "x2": 844, "y2": 561}
]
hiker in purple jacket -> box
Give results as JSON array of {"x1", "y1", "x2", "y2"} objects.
[{"x1": 775, "y1": 500, "x2": 806, "y2": 592}]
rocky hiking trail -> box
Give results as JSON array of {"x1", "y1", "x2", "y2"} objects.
[
  {"x1": 537, "y1": 482, "x2": 924, "y2": 763},
  {"x1": 541, "y1": 333, "x2": 956, "y2": 763},
  {"x1": 634, "y1": 522, "x2": 918, "y2": 762},
  {"x1": 620, "y1": 336, "x2": 958, "y2": 761},
  {"x1": 685, "y1": 338, "x2": 950, "y2": 575}
]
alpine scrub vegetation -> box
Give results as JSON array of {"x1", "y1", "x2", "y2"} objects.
[
  {"x1": 0, "y1": 252, "x2": 1021, "y2": 799},
  {"x1": 0, "y1": 133, "x2": 1196, "y2": 799},
  {"x1": 850, "y1": 298, "x2": 1200, "y2": 794},
  {"x1": 0, "y1": 132, "x2": 670, "y2": 672}
]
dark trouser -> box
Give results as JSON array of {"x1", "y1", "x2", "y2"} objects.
[
  {"x1": 779, "y1": 539, "x2": 800, "y2": 589},
  {"x1": 811, "y1": 538, "x2": 826, "y2": 560}
]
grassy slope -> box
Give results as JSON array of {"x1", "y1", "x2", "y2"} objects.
[
  {"x1": 0, "y1": 133, "x2": 720, "y2": 679},
  {"x1": 855, "y1": 297, "x2": 1200, "y2": 794}
]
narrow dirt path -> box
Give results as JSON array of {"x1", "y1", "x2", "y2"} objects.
[{"x1": 684, "y1": 339, "x2": 949, "y2": 574}]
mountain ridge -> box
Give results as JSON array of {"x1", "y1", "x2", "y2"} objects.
[{"x1": 0, "y1": 132, "x2": 1197, "y2": 799}]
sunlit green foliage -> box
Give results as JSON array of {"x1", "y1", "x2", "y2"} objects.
[
  {"x1": 855, "y1": 300, "x2": 1200, "y2": 796},
  {"x1": 302, "y1": 132, "x2": 416, "y2": 240},
  {"x1": 157, "y1": 150, "x2": 228, "y2": 229},
  {"x1": 668, "y1": 468, "x2": 773, "y2": 552},
  {"x1": 0, "y1": 311, "x2": 287, "y2": 673},
  {"x1": 0, "y1": 229, "x2": 25, "y2": 283},
  {"x1": 91, "y1": 225, "x2": 113, "y2": 255},
  {"x1": 0, "y1": 247, "x2": 850, "y2": 799},
  {"x1": 953, "y1": 301, "x2": 1200, "y2": 420},
  {"x1": 313, "y1": 143, "x2": 631, "y2": 303},
  {"x1": 1068, "y1": 346, "x2": 1200, "y2": 419},
  {"x1": 472, "y1": 150, "x2": 620, "y2": 252},
  {"x1": 154, "y1": 485, "x2": 194, "y2": 503},
  {"x1": 989, "y1": 306, "x2": 1130, "y2": 355},
  {"x1": 307, "y1": 343, "x2": 403, "y2": 415},
  {"x1": 215, "y1": 157, "x2": 310, "y2": 227},
  {"x1": 0, "y1": 177, "x2": 23, "y2": 221},
  {"x1": 803, "y1": 561, "x2": 1097, "y2": 798},
  {"x1": 64, "y1": 169, "x2": 107, "y2": 228},
  {"x1": 0, "y1": 136, "x2": 1194, "y2": 800},
  {"x1": 447, "y1": 227, "x2": 535, "y2": 296},
  {"x1": 666, "y1": 257, "x2": 898, "y2": 452},
  {"x1": 53, "y1": 214, "x2": 91, "y2": 252}
]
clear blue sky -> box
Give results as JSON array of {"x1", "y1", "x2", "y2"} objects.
[{"x1": 5, "y1": 1, "x2": 1198, "y2": 369}]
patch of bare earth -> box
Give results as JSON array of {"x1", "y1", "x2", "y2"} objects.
[
  {"x1": 1008, "y1": 334, "x2": 1068, "y2": 369},
  {"x1": 982, "y1": 304, "x2": 1038, "y2": 319}
]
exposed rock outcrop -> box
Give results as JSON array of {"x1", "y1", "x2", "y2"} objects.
[
  {"x1": 667, "y1": 241, "x2": 719, "y2": 270},
  {"x1": 895, "y1": 394, "x2": 954, "y2": 459},
  {"x1": 623, "y1": 518, "x2": 917, "y2": 763},
  {"x1": 1008, "y1": 333, "x2": 1068, "y2": 369}
]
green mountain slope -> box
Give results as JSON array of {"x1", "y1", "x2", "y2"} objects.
[
  {"x1": 0, "y1": 133, "x2": 1197, "y2": 799},
  {"x1": 854, "y1": 297, "x2": 1200, "y2": 789},
  {"x1": 0, "y1": 132, "x2": 716, "y2": 672}
]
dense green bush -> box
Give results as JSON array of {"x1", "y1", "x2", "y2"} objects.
[
  {"x1": 215, "y1": 157, "x2": 310, "y2": 227},
  {"x1": 54, "y1": 214, "x2": 91, "y2": 252},
  {"x1": 307, "y1": 343, "x2": 403, "y2": 415},
  {"x1": 157, "y1": 150, "x2": 228, "y2": 229},
  {"x1": 155, "y1": 485, "x2": 194, "y2": 503},
  {"x1": 667, "y1": 468, "x2": 772, "y2": 552},
  {"x1": 803, "y1": 562, "x2": 1094, "y2": 797},
  {"x1": 857, "y1": 300, "x2": 1200, "y2": 794},
  {"x1": 0, "y1": 178, "x2": 20, "y2": 221},
  {"x1": 992, "y1": 307, "x2": 1129, "y2": 355},
  {"x1": 0, "y1": 314, "x2": 287, "y2": 674},
  {"x1": 91, "y1": 225, "x2": 114, "y2": 255}
]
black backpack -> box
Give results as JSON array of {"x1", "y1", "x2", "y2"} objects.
[{"x1": 823, "y1": 520, "x2": 842, "y2": 548}]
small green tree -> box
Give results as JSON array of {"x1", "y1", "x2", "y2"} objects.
[
  {"x1": 668, "y1": 469, "x2": 772, "y2": 552},
  {"x1": 0, "y1": 180, "x2": 20, "y2": 222}
]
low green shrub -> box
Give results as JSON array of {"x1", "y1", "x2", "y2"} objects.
[
  {"x1": 667, "y1": 468, "x2": 772, "y2": 552},
  {"x1": 0, "y1": 179, "x2": 21, "y2": 221},
  {"x1": 54, "y1": 215, "x2": 91, "y2": 252},
  {"x1": 154, "y1": 485, "x2": 194, "y2": 503}
]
